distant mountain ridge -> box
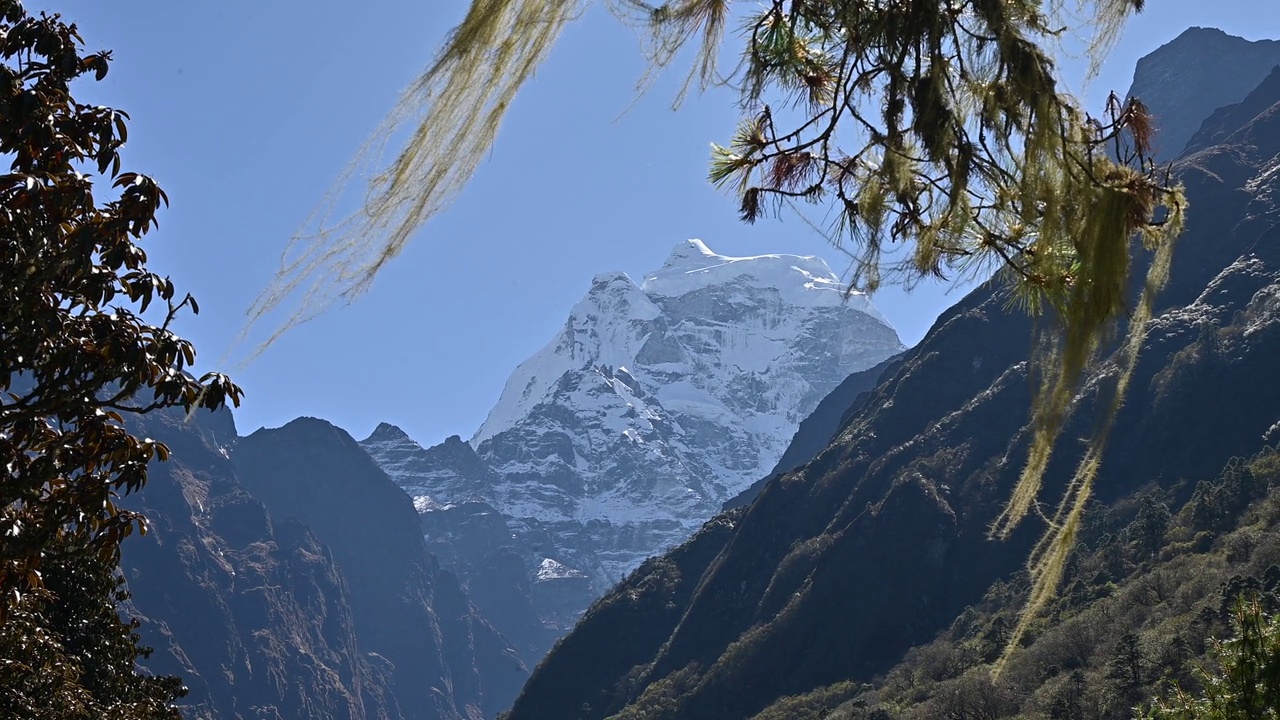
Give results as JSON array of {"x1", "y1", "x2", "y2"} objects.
[{"x1": 362, "y1": 239, "x2": 903, "y2": 664}]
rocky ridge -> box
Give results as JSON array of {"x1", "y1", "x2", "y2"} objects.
[{"x1": 1125, "y1": 26, "x2": 1280, "y2": 160}]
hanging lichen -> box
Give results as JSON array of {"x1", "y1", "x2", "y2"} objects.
[
  {"x1": 994, "y1": 179, "x2": 1184, "y2": 675},
  {"x1": 244, "y1": 0, "x2": 585, "y2": 354},
  {"x1": 249, "y1": 0, "x2": 1184, "y2": 667}
]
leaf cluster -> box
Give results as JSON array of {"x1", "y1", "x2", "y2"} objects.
[
  {"x1": 0, "y1": 1, "x2": 241, "y2": 616},
  {"x1": 0, "y1": 531, "x2": 185, "y2": 719}
]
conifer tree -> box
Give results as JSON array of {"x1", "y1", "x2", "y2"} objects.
[
  {"x1": 1141, "y1": 598, "x2": 1280, "y2": 719},
  {"x1": 1107, "y1": 632, "x2": 1145, "y2": 692}
]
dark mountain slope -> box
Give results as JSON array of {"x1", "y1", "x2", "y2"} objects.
[
  {"x1": 234, "y1": 418, "x2": 527, "y2": 719},
  {"x1": 1184, "y1": 66, "x2": 1280, "y2": 154},
  {"x1": 507, "y1": 514, "x2": 738, "y2": 718},
  {"x1": 504, "y1": 39, "x2": 1280, "y2": 720},
  {"x1": 751, "y1": 446, "x2": 1280, "y2": 720},
  {"x1": 121, "y1": 408, "x2": 398, "y2": 720},
  {"x1": 1124, "y1": 27, "x2": 1280, "y2": 160}
]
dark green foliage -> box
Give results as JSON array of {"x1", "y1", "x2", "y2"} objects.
[
  {"x1": 0, "y1": 3, "x2": 239, "y2": 714},
  {"x1": 1141, "y1": 597, "x2": 1280, "y2": 719},
  {"x1": 1188, "y1": 456, "x2": 1272, "y2": 534},
  {"x1": 748, "y1": 681, "x2": 864, "y2": 720},
  {"x1": 1125, "y1": 495, "x2": 1172, "y2": 555},
  {"x1": 0, "y1": 533, "x2": 185, "y2": 718},
  {"x1": 925, "y1": 667, "x2": 1018, "y2": 720},
  {"x1": 1045, "y1": 670, "x2": 1087, "y2": 720},
  {"x1": 0, "y1": 1, "x2": 241, "y2": 606},
  {"x1": 1106, "y1": 632, "x2": 1146, "y2": 695}
]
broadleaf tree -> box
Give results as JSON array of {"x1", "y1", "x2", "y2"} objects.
[
  {"x1": 0, "y1": 531, "x2": 187, "y2": 719},
  {"x1": 0, "y1": 1, "x2": 242, "y2": 615},
  {"x1": 252, "y1": 0, "x2": 1185, "y2": 659}
]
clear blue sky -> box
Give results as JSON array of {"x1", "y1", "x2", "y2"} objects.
[{"x1": 42, "y1": 1, "x2": 1275, "y2": 446}]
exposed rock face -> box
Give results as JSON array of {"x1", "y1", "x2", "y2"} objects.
[
  {"x1": 362, "y1": 242, "x2": 902, "y2": 663},
  {"x1": 121, "y1": 408, "x2": 394, "y2": 720},
  {"x1": 234, "y1": 418, "x2": 525, "y2": 720},
  {"x1": 503, "y1": 32, "x2": 1280, "y2": 720},
  {"x1": 120, "y1": 409, "x2": 526, "y2": 719},
  {"x1": 1125, "y1": 27, "x2": 1280, "y2": 160}
]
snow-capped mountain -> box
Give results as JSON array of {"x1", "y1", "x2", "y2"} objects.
[{"x1": 363, "y1": 238, "x2": 902, "y2": 609}]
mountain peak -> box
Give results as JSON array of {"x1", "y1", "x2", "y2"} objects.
[
  {"x1": 473, "y1": 239, "x2": 898, "y2": 447},
  {"x1": 363, "y1": 421, "x2": 415, "y2": 446},
  {"x1": 1176, "y1": 26, "x2": 1230, "y2": 39},
  {"x1": 590, "y1": 270, "x2": 635, "y2": 288},
  {"x1": 1127, "y1": 27, "x2": 1280, "y2": 160},
  {"x1": 641, "y1": 238, "x2": 870, "y2": 313},
  {"x1": 661, "y1": 238, "x2": 719, "y2": 268}
]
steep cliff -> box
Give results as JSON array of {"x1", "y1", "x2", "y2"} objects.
[
  {"x1": 234, "y1": 419, "x2": 526, "y2": 719},
  {"x1": 121, "y1": 409, "x2": 526, "y2": 719},
  {"x1": 121, "y1": 408, "x2": 396, "y2": 720}
]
